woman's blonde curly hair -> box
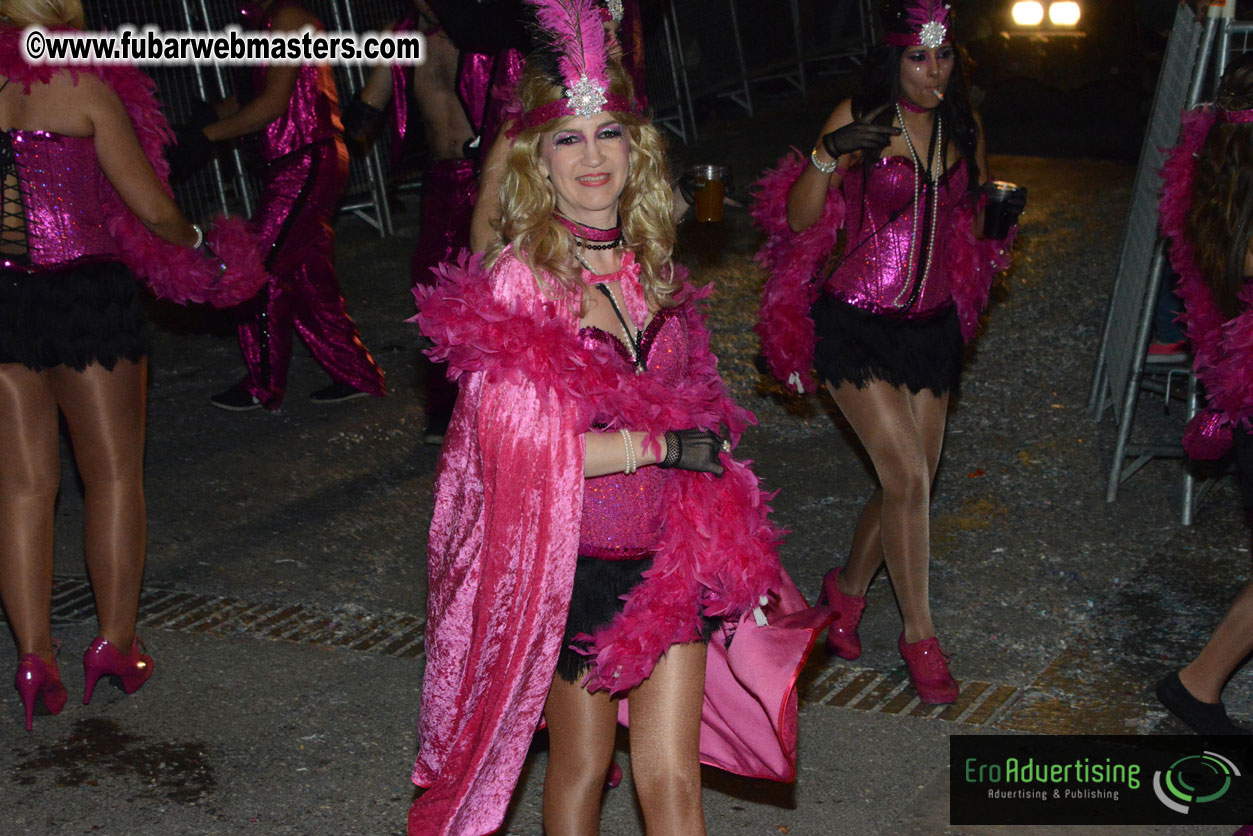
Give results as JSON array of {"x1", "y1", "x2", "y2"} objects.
[
  {"x1": 488, "y1": 61, "x2": 680, "y2": 310},
  {"x1": 0, "y1": 0, "x2": 85, "y2": 28}
]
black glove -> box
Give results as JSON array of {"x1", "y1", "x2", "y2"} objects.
[
  {"x1": 166, "y1": 124, "x2": 213, "y2": 183},
  {"x1": 820, "y1": 106, "x2": 900, "y2": 160},
  {"x1": 658, "y1": 429, "x2": 726, "y2": 476},
  {"x1": 1004, "y1": 186, "x2": 1028, "y2": 216},
  {"x1": 342, "y1": 94, "x2": 383, "y2": 142},
  {"x1": 187, "y1": 99, "x2": 220, "y2": 131}
]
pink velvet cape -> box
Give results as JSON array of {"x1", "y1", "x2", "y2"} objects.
[
  {"x1": 1159, "y1": 106, "x2": 1253, "y2": 431},
  {"x1": 407, "y1": 248, "x2": 830, "y2": 836},
  {"x1": 751, "y1": 149, "x2": 1015, "y2": 393},
  {"x1": 0, "y1": 27, "x2": 267, "y2": 308}
]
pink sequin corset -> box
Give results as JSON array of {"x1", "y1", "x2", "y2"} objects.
[
  {"x1": 577, "y1": 306, "x2": 686, "y2": 560},
  {"x1": 3, "y1": 130, "x2": 121, "y2": 271},
  {"x1": 824, "y1": 156, "x2": 971, "y2": 317}
]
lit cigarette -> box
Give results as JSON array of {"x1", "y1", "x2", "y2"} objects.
[{"x1": 932, "y1": 89, "x2": 944, "y2": 101}]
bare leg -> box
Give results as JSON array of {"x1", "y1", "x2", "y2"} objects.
[
  {"x1": 0, "y1": 364, "x2": 61, "y2": 663},
  {"x1": 49, "y1": 359, "x2": 147, "y2": 649},
  {"x1": 626, "y1": 642, "x2": 707, "y2": 836},
  {"x1": 542, "y1": 673, "x2": 619, "y2": 836},
  {"x1": 1178, "y1": 581, "x2": 1253, "y2": 703},
  {"x1": 826, "y1": 380, "x2": 949, "y2": 642}
]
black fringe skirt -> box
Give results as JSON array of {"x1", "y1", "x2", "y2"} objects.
[
  {"x1": 0, "y1": 261, "x2": 148, "y2": 372},
  {"x1": 556, "y1": 554, "x2": 714, "y2": 684},
  {"x1": 812, "y1": 293, "x2": 963, "y2": 397}
]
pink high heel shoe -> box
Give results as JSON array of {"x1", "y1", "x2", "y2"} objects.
[
  {"x1": 82, "y1": 637, "x2": 153, "y2": 705},
  {"x1": 16, "y1": 652, "x2": 69, "y2": 731},
  {"x1": 818, "y1": 568, "x2": 867, "y2": 660},
  {"x1": 898, "y1": 633, "x2": 958, "y2": 705}
]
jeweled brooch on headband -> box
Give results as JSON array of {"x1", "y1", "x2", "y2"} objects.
[{"x1": 884, "y1": 0, "x2": 952, "y2": 49}]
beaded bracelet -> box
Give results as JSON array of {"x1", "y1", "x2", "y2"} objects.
[
  {"x1": 810, "y1": 147, "x2": 839, "y2": 175},
  {"x1": 619, "y1": 428, "x2": 636, "y2": 475}
]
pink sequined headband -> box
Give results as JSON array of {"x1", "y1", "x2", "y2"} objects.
[
  {"x1": 883, "y1": 0, "x2": 952, "y2": 49},
  {"x1": 519, "y1": 0, "x2": 638, "y2": 132}
]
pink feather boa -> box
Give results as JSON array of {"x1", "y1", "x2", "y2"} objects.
[
  {"x1": 0, "y1": 28, "x2": 268, "y2": 308},
  {"x1": 751, "y1": 150, "x2": 1015, "y2": 392},
  {"x1": 414, "y1": 250, "x2": 785, "y2": 695},
  {"x1": 1159, "y1": 106, "x2": 1253, "y2": 430},
  {"x1": 750, "y1": 150, "x2": 845, "y2": 394}
]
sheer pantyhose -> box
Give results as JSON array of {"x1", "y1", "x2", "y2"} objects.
[
  {"x1": 1179, "y1": 581, "x2": 1253, "y2": 704},
  {"x1": 826, "y1": 378, "x2": 949, "y2": 643},
  {"x1": 542, "y1": 641, "x2": 707, "y2": 836},
  {"x1": 0, "y1": 359, "x2": 147, "y2": 665}
]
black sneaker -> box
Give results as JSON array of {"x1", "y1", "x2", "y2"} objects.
[
  {"x1": 310, "y1": 382, "x2": 370, "y2": 404},
  {"x1": 210, "y1": 383, "x2": 263, "y2": 412},
  {"x1": 1156, "y1": 671, "x2": 1251, "y2": 736}
]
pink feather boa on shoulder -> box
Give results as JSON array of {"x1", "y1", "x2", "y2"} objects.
[
  {"x1": 751, "y1": 149, "x2": 845, "y2": 394},
  {"x1": 0, "y1": 28, "x2": 267, "y2": 308},
  {"x1": 413, "y1": 249, "x2": 785, "y2": 695},
  {"x1": 1159, "y1": 106, "x2": 1253, "y2": 429}
]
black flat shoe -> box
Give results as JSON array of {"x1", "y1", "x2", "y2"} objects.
[
  {"x1": 210, "y1": 383, "x2": 262, "y2": 412},
  {"x1": 1156, "y1": 671, "x2": 1251, "y2": 736}
]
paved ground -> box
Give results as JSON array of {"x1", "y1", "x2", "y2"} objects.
[{"x1": 2, "y1": 77, "x2": 1251, "y2": 835}]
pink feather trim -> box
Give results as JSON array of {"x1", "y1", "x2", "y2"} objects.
[
  {"x1": 750, "y1": 150, "x2": 846, "y2": 393},
  {"x1": 1160, "y1": 106, "x2": 1253, "y2": 428},
  {"x1": 946, "y1": 194, "x2": 1016, "y2": 343},
  {"x1": 415, "y1": 249, "x2": 787, "y2": 693},
  {"x1": 0, "y1": 28, "x2": 270, "y2": 308},
  {"x1": 527, "y1": 0, "x2": 609, "y2": 91}
]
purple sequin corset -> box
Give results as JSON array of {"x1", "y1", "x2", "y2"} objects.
[
  {"x1": 2, "y1": 130, "x2": 121, "y2": 271},
  {"x1": 824, "y1": 156, "x2": 970, "y2": 317},
  {"x1": 577, "y1": 306, "x2": 686, "y2": 560}
]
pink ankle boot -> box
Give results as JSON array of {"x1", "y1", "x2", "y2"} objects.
[
  {"x1": 898, "y1": 633, "x2": 958, "y2": 704},
  {"x1": 818, "y1": 569, "x2": 867, "y2": 660}
]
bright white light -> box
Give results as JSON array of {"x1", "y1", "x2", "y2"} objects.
[
  {"x1": 1049, "y1": 1, "x2": 1081, "y2": 26},
  {"x1": 1012, "y1": 1, "x2": 1045, "y2": 26}
]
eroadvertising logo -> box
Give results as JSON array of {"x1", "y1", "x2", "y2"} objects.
[{"x1": 950, "y1": 736, "x2": 1253, "y2": 826}]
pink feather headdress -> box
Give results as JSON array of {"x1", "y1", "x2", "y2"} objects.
[
  {"x1": 884, "y1": 0, "x2": 952, "y2": 49},
  {"x1": 519, "y1": 0, "x2": 637, "y2": 131}
]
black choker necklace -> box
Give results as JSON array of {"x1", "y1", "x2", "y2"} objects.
[{"x1": 555, "y1": 213, "x2": 622, "y2": 249}]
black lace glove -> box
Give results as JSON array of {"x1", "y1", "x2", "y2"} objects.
[
  {"x1": 1004, "y1": 186, "x2": 1028, "y2": 217},
  {"x1": 166, "y1": 125, "x2": 213, "y2": 184},
  {"x1": 659, "y1": 429, "x2": 726, "y2": 476},
  {"x1": 342, "y1": 94, "x2": 383, "y2": 142},
  {"x1": 820, "y1": 106, "x2": 900, "y2": 160}
]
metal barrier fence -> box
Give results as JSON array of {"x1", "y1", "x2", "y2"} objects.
[
  {"x1": 85, "y1": 0, "x2": 405, "y2": 234},
  {"x1": 644, "y1": 0, "x2": 873, "y2": 143},
  {"x1": 1089, "y1": 4, "x2": 1252, "y2": 524},
  {"x1": 84, "y1": 1, "x2": 868, "y2": 227}
]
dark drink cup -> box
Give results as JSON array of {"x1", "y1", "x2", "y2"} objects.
[{"x1": 982, "y1": 180, "x2": 1026, "y2": 240}]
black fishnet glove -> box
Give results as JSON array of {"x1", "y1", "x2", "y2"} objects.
[
  {"x1": 820, "y1": 105, "x2": 900, "y2": 160},
  {"x1": 659, "y1": 429, "x2": 725, "y2": 476}
]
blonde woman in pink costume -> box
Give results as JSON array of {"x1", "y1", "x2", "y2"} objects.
[{"x1": 407, "y1": 2, "x2": 831, "y2": 834}]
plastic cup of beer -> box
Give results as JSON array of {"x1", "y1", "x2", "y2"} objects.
[{"x1": 691, "y1": 164, "x2": 729, "y2": 223}]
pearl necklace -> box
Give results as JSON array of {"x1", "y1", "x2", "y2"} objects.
[{"x1": 893, "y1": 102, "x2": 942, "y2": 309}]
